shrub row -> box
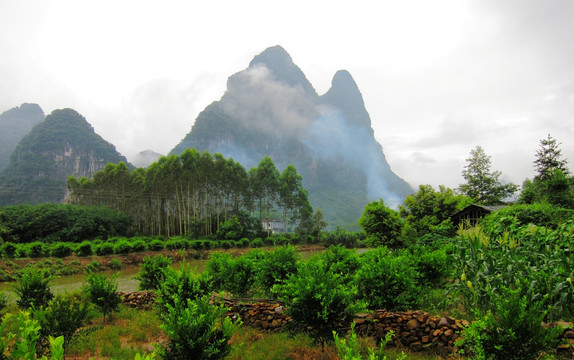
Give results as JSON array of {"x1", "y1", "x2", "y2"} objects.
[{"x1": 0, "y1": 234, "x2": 311, "y2": 259}]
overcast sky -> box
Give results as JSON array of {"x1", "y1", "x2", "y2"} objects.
[{"x1": 1, "y1": 0, "x2": 573, "y2": 190}]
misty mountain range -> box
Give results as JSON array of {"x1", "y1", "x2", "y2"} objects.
[{"x1": 0, "y1": 45, "x2": 413, "y2": 228}]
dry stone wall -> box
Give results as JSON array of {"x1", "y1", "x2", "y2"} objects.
[
  {"x1": 353, "y1": 310, "x2": 467, "y2": 352},
  {"x1": 119, "y1": 291, "x2": 157, "y2": 310},
  {"x1": 121, "y1": 292, "x2": 574, "y2": 355}
]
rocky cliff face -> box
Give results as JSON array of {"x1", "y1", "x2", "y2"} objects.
[
  {"x1": 171, "y1": 46, "x2": 413, "y2": 228},
  {"x1": 0, "y1": 108, "x2": 131, "y2": 206}
]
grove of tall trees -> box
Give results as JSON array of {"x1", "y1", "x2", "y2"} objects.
[{"x1": 66, "y1": 149, "x2": 313, "y2": 238}]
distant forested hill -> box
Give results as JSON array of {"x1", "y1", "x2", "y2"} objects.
[
  {"x1": 0, "y1": 103, "x2": 45, "y2": 172},
  {"x1": 0, "y1": 108, "x2": 131, "y2": 206}
]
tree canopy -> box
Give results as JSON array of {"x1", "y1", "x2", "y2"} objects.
[
  {"x1": 458, "y1": 146, "x2": 518, "y2": 205},
  {"x1": 519, "y1": 134, "x2": 573, "y2": 208},
  {"x1": 534, "y1": 134, "x2": 569, "y2": 181},
  {"x1": 66, "y1": 149, "x2": 313, "y2": 237},
  {"x1": 358, "y1": 199, "x2": 403, "y2": 248},
  {"x1": 400, "y1": 184, "x2": 472, "y2": 239}
]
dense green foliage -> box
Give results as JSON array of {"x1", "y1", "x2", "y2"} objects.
[
  {"x1": 449, "y1": 221, "x2": 574, "y2": 322},
  {"x1": 0, "y1": 310, "x2": 65, "y2": 360},
  {"x1": 322, "y1": 227, "x2": 366, "y2": 248},
  {"x1": 34, "y1": 295, "x2": 90, "y2": 350},
  {"x1": 82, "y1": 272, "x2": 122, "y2": 323},
  {"x1": 13, "y1": 269, "x2": 54, "y2": 309},
  {"x1": 358, "y1": 199, "x2": 403, "y2": 247},
  {"x1": 159, "y1": 295, "x2": 240, "y2": 360},
  {"x1": 254, "y1": 246, "x2": 299, "y2": 296},
  {"x1": 480, "y1": 203, "x2": 574, "y2": 237},
  {"x1": 400, "y1": 184, "x2": 472, "y2": 240},
  {"x1": 334, "y1": 325, "x2": 403, "y2": 360},
  {"x1": 316, "y1": 245, "x2": 360, "y2": 285},
  {"x1": 0, "y1": 203, "x2": 132, "y2": 244},
  {"x1": 67, "y1": 150, "x2": 313, "y2": 238},
  {"x1": 205, "y1": 251, "x2": 262, "y2": 297},
  {"x1": 279, "y1": 258, "x2": 357, "y2": 352},
  {"x1": 136, "y1": 254, "x2": 173, "y2": 291},
  {"x1": 156, "y1": 264, "x2": 210, "y2": 314},
  {"x1": 456, "y1": 287, "x2": 561, "y2": 360},
  {"x1": 354, "y1": 247, "x2": 421, "y2": 311},
  {"x1": 458, "y1": 146, "x2": 518, "y2": 205}
]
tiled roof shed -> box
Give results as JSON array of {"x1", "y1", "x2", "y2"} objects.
[{"x1": 451, "y1": 204, "x2": 506, "y2": 227}]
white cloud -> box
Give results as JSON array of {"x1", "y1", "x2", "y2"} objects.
[{"x1": 1, "y1": 0, "x2": 574, "y2": 191}]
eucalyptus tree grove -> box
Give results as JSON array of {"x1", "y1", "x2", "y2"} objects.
[{"x1": 66, "y1": 149, "x2": 312, "y2": 237}]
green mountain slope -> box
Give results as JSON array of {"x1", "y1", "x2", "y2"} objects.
[
  {"x1": 171, "y1": 45, "x2": 413, "y2": 229},
  {"x1": 0, "y1": 108, "x2": 131, "y2": 206}
]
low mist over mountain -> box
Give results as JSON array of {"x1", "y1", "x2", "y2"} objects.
[
  {"x1": 172, "y1": 45, "x2": 413, "y2": 228},
  {"x1": 131, "y1": 149, "x2": 164, "y2": 168},
  {"x1": 0, "y1": 108, "x2": 131, "y2": 206},
  {"x1": 0, "y1": 103, "x2": 45, "y2": 172}
]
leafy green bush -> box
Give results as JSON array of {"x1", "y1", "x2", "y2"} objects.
[
  {"x1": 113, "y1": 239, "x2": 133, "y2": 254},
  {"x1": 334, "y1": 324, "x2": 402, "y2": 360},
  {"x1": 0, "y1": 310, "x2": 65, "y2": 360},
  {"x1": 189, "y1": 240, "x2": 204, "y2": 250},
  {"x1": 137, "y1": 254, "x2": 173, "y2": 291},
  {"x1": 280, "y1": 258, "x2": 357, "y2": 352},
  {"x1": 323, "y1": 227, "x2": 365, "y2": 248},
  {"x1": 75, "y1": 241, "x2": 93, "y2": 256},
  {"x1": 0, "y1": 241, "x2": 17, "y2": 258},
  {"x1": 86, "y1": 259, "x2": 101, "y2": 273},
  {"x1": 237, "y1": 238, "x2": 250, "y2": 248},
  {"x1": 316, "y1": 245, "x2": 360, "y2": 285},
  {"x1": 110, "y1": 258, "x2": 123, "y2": 270},
  {"x1": 272, "y1": 236, "x2": 289, "y2": 246},
  {"x1": 49, "y1": 242, "x2": 74, "y2": 258},
  {"x1": 457, "y1": 287, "x2": 561, "y2": 360},
  {"x1": 26, "y1": 241, "x2": 47, "y2": 258},
  {"x1": 95, "y1": 242, "x2": 114, "y2": 256},
  {"x1": 255, "y1": 246, "x2": 299, "y2": 296},
  {"x1": 34, "y1": 294, "x2": 90, "y2": 350},
  {"x1": 165, "y1": 237, "x2": 188, "y2": 250},
  {"x1": 359, "y1": 200, "x2": 404, "y2": 248},
  {"x1": 159, "y1": 295, "x2": 240, "y2": 360},
  {"x1": 219, "y1": 240, "x2": 233, "y2": 249},
  {"x1": 481, "y1": 203, "x2": 574, "y2": 238},
  {"x1": 411, "y1": 248, "x2": 449, "y2": 287},
  {"x1": 216, "y1": 215, "x2": 244, "y2": 241},
  {"x1": 0, "y1": 291, "x2": 7, "y2": 314},
  {"x1": 156, "y1": 263, "x2": 209, "y2": 314},
  {"x1": 206, "y1": 251, "x2": 262, "y2": 297},
  {"x1": 131, "y1": 239, "x2": 147, "y2": 252},
  {"x1": 354, "y1": 248, "x2": 421, "y2": 311},
  {"x1": 83, "y1": 272, "x2": 122, "y2": 322},
  {"x1": 13, "y1": 268, "x2": 54, "y2": 309},
  {"x1": 148, "y1": 239, "x2": 165, "y2": 251},
  {"x1": 249, "y1": 238, "x2": 263, "y2": 248},
  {"x1": 262, "y1": 236, "x2": 274, "y2": 246}
]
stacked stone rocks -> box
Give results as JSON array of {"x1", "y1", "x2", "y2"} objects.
[
  {"x1": 352, "y1": 310, "x2": 468, "y2": 352},
  {"x1": 225, "y1": 300, "x2": 291, "y2": 331},
  {"x1": 119, "y1": 291, "x2": 157, "y2": 310}
]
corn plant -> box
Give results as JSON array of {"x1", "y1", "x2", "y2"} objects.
[{"x1": 449, "y1": 221, "x2": 574, "y2": 322}]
